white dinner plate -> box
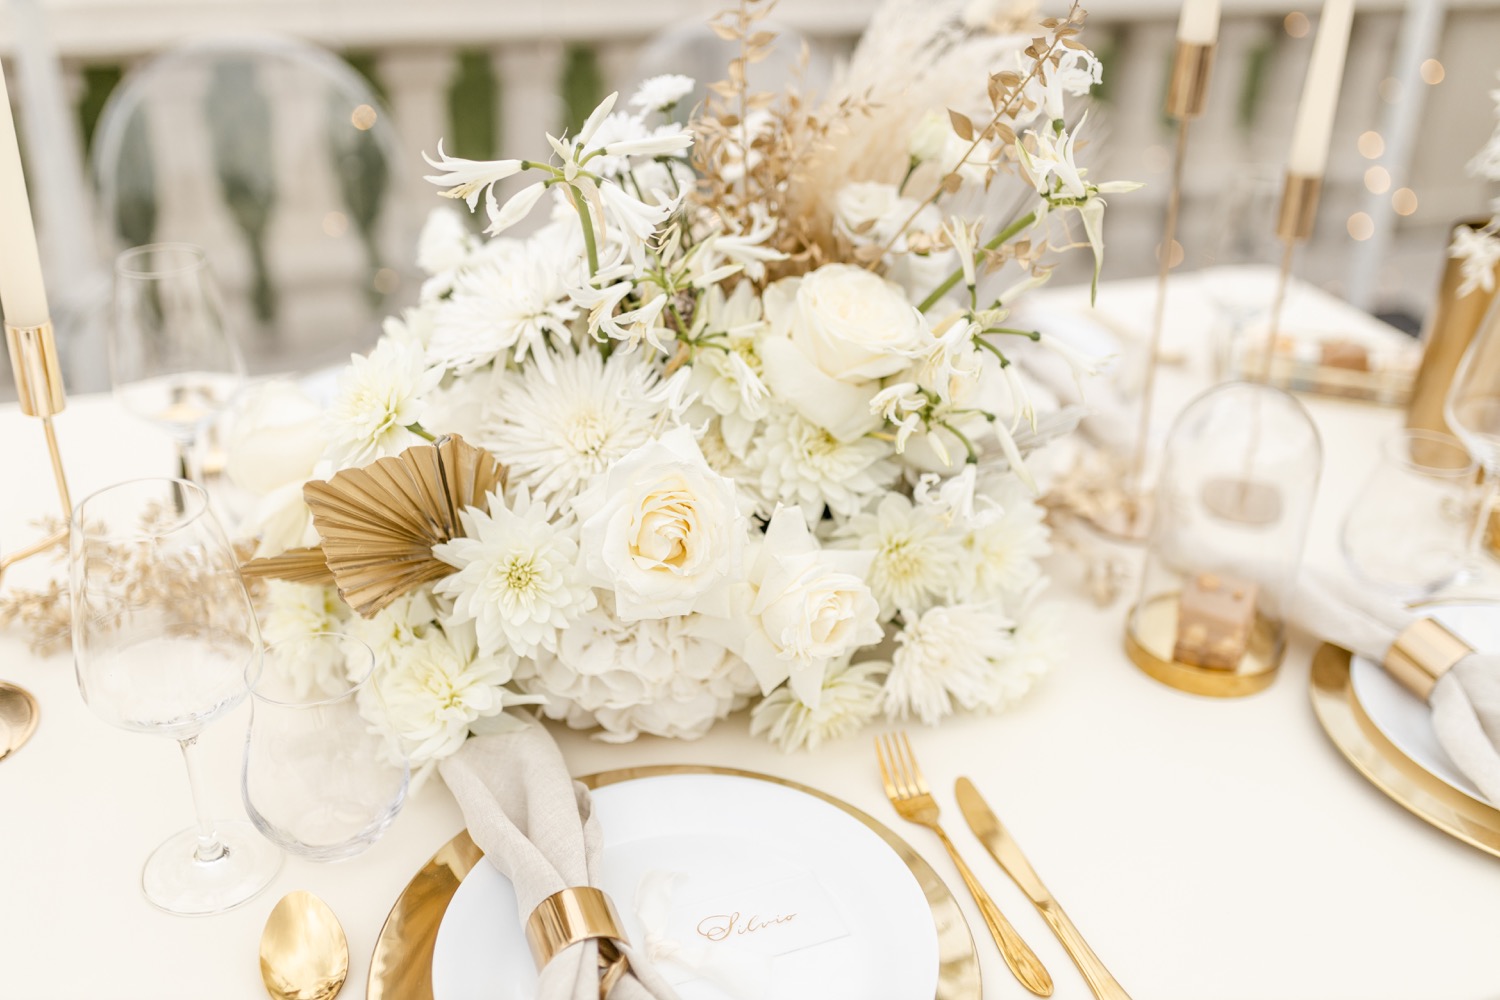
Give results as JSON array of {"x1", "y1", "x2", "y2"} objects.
[
  {"x1": 1349, "y1": 602, "x2": 1498, "y2": 805},
  {"x1": 430, "y1": 772, "x2": 940, "y2": 1000}
]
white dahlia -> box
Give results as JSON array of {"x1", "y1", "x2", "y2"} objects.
[
  {"x1": 324, "y1": 337, "x2": 442, "y2": 469},
  {"x1": 426, "y1": 246, "x2": 578, "y2": 374},
  {"x1": 433, "y1": 490, "x2": 595, "y2": 659},
  {"x1": 748, "y1": 408, "x2": 898, "y2": 521},
  {"x1": 836, "y1": 493, "x2": 968, "y2": 617}
]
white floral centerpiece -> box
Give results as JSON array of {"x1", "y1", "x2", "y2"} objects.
[{"x1": 230, "y1": 0, "x2": 1132, "y2": 767}]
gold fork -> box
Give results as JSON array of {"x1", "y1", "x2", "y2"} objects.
[{"x1": 875, "y1": 732, "x2": 1054, "y2": 997}]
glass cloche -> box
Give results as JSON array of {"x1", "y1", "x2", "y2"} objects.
[{"x1": 1126, "y1": 382, "x2": 1323, "y2": 696}]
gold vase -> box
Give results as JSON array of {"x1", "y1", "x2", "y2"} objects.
[{"x1": 1407, "y1": 220, "x2": 1499, "y2": 448}]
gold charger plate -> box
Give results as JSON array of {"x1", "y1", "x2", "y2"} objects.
[
  {"x1": 367, "y1": 764, "x2": 981, "y2": 999},
  {"x1": 1310, "y1": 642, "x2": 1500, "y2": 858}
]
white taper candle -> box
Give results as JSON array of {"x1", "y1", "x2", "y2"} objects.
[
  {"x1": 1287, "y1": 0, "x2": 1356, "y2": 177},
  {"x1": 0, "y1": 57, "x2": 50, "y2": 327},
  {"x1": 1177, "y1": 0, "x2": 1221, "y2": 45}
]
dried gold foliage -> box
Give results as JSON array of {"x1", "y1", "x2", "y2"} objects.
[
  {"x1": 0, "y1": 516, "x2": 265, "y2": 657},
  {"x1": 688, "y1": 0, "x2": 1092, "y2": 287}
]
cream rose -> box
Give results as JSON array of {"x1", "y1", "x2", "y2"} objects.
[
  {"x1": 704, "y1": 506, "x2": 883, "y2": 707},
  {"x1": 224, "y1": 380, "x2": 329, "y2": 496},
  {"x1": 760, "y1": 263, "x2": 930, "y2": 440},
  {"x1": 574, "y1": 427, "x2": 747, "y2": 621}
]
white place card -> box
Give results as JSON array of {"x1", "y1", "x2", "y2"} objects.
[{"x1": 663, "y1": 873, "x2": 850, "y2": 959}]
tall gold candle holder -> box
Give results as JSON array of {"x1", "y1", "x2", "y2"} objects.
[
  {"x1": 1082, "y1": 40, "x2": 1215, "y2": 542},
  {"x1": 0, "y1": 318, "x2": 72, "y2": 577},
  {"x1": 1250, "y1": 173, "x2": 1322, "y2": 383}
]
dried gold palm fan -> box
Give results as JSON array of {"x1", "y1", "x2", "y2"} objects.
[{"x1": 241, "y1": 434, "x2": 503, "y2": 616}]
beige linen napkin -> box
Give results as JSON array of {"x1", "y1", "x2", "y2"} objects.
[
  {"x1": 1294, "y1": 571, "x2": 1500, "y2": 805},
  {"x1": 439, "y1": 720, "x2": 679, "y2": 1000}
]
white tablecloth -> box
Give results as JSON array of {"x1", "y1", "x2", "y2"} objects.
[{"x1": 4, "y1": 275, "x2": 1498, "y2": 1000}]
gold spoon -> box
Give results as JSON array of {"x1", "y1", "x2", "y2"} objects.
[
  {"x1": 0, "y1": 681, "x2": 39, "y2": 761},
  {"x1": 260, "y1": 891, "x2": 349, "y2": 1000}
]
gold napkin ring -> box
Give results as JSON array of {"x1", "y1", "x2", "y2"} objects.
[
  {"x1": 524, "y1": 886, "x2": 630, "y2": 971},
  {"x1": 1384, "y1": 618, "x2": 1473, "y2": 700}
]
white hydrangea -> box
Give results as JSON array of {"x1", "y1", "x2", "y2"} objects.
[{"x1": 519, "y1": 601, "x2": 758, "y2": 742}]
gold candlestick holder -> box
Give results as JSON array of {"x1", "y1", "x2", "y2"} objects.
[
  {"x1": 1076, "y1": 40, "x2": 1215, "y2": 543},
  {"x1": 1250, "y1": 173, "x2": 1323, "y2": 383},
  {"x1": 0, "y1": 319, "x2": 73, "y2": 579}
]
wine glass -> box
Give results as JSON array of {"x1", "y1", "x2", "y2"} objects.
[
  {"x1": 1340, "y1": 430, "x2": 1477, "y2": 597},
  {"x1": 70, "y1": 477, "x2": 281, "y2": 915},
  {"x1": 244, "y1": 633, "x2": 409, "y2": 861},
  {"x1": 111, "y1": 244, "x2": 245, "y2": 483},
  {"x1": 1445, "y1": 304, "x2": 1500, "y2": 567}
]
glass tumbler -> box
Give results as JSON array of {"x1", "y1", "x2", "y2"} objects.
[
  {"x1": 1340, "y1": 429, "x2": 1478, "y2": 597},
  {"x1": 243, "y1": 633, "x2": 408, "y2": 861}
]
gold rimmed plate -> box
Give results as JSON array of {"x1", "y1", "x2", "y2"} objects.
[
  {"x1": 1310, "y1": 642, "x2": 1500, "y2": 859},
  {"x1": 367, "y1": 764, "x2": 980, "y2": 999}
]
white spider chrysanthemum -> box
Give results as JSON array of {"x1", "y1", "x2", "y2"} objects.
[
  {"x1": 434, "y1": 490, "x2": 595, "y2": 659},
  {"x1": 836, "y1": 493, "x2": 968, "y2": 617},
  {"x1": 477, "y1": 346, "x2": 671, "y2": 510},
  {"x1": 426, "y1": 248, "x2": 578, "y2": 375},
  {"x1": 750, "y1": 659, "x2": 888, "y2": 752},
  {"x1": 749, "y1": 408, "x2": 898, "y2": 521},
  {"x1": 630, "y1": 73, "x2": 696, "y2": 112},
  {"x1": 883, "y1": 603, "x2": 1015, "y2": 725},
  {"x1": 324, "y1": 337, "x2": 442, "y2": 469},
  {"x1": 368, "y1": 623, "x2": 538, "y2": 763},
  {"x1": 519, "y1": 600, "x2": 758, "y2": 742},
  {"x1": 966, "y1": 474, "x2": 1051, "y2": 606}
]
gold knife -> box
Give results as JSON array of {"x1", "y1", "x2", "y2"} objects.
[{"x1": 956, "y1": 777, "x2": 1133, "y2": 1000}]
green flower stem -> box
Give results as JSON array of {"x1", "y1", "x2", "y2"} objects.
[
  {"x1": 406, "y1": 422, "x2": 437, "y2": 442},
  {"x1": 917, "y1": 211, "x2": 1037, "y2": 314},
  {"x1": 940, "y1": 420, "x2": 981, "y2": 465},
  {"x1": 567, "y1": 185, "x2": 600, "y2": 276},
  {"x1": 982, "y1": 327, "x2": 1041, "y2": 339},
  {"x1": 972, "y1": 336, "x2": 1011, "y2": 366}
]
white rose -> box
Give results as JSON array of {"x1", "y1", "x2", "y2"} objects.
[
  {"x1": 574, "y1": 427, "x2": 747, "y2": 621},
  {"x1": 909, "y1": 110, "x2": 952, "y2": 163},
  {"x1": 759, "y1": 263, "x2": 930, "y2": 440},
  {"x1": 224, "y1": 380, "x2": 328, "y2": 496},
  {"x1": 703, "y1": 506, "x2": 883, "y2": 707}
]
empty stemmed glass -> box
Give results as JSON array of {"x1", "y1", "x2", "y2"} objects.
[
  {"x1": 70, "y1": 477, "x2": 281, "y2": 914},
  {"x1": 1445, "y1": 305, "x2": 1500, "y2": 569},
  {"x1": 111, "y1": 244, "x2": 245, "y2": 483}
]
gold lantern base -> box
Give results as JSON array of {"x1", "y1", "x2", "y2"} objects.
[{"x1": 1125, "y1": 592, "x2": 1285, "y2": 698}]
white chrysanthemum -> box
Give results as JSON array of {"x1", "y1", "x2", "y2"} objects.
[
  {"x1": 630, "y1": 73, "x2": 695, "y2": 112},
  {"x1": 426, "y1": 247, "x2": 578, "y2": 374},
  {"x1": 324, "y1": 337, "x2": 442, "y2": 469},
  {"x1": 416, "y1": 206, "x2": 478, "y2": 277},
  {"x1": 518, "y1": 601, "x2": 758, "y2": 742},
  {"x1": 477, "y1": 346, "x2": 670, "y2": 510},
  {"x1": 750, "y1": 660, "x2": 888, "y2": 752},
  {"x1": 749, "y1": 408, "x2": 898, "y2": 521},
  {"x1": 344, "y1": 590, "x2": 440, "y2": 669},
  {"x1": 836, "y1": 493, "x2": 968, "y2": 617},
  {"x1": 367, "y1": 623, "x2": 536, "y2": 763},
  {"x1": 434, "y1": 490, "x2": 595, "y2": 658},
  {"x1": 260, "y1": 581, "x2": 352, "y2": 699},
  {"x1": 966, "y1": 474, "x2": 1051, "y2": 606},
  {"x1": 883, "y1": 603, "x2": 1014, "y2": 725}
]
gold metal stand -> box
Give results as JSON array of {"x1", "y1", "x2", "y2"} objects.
[
  {"x1": 1101, "y1": 40, "x2": 1216, "y2": 543},
  {"x1": 0, "y1": 319, "x2": 72, "y2": 575},
  {"x1": 1252, "y1": 173, "x2": 1322, "y2": 382},
  {"x1": 0, "y1": 319, "x2": 70, "y2": 763}
]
